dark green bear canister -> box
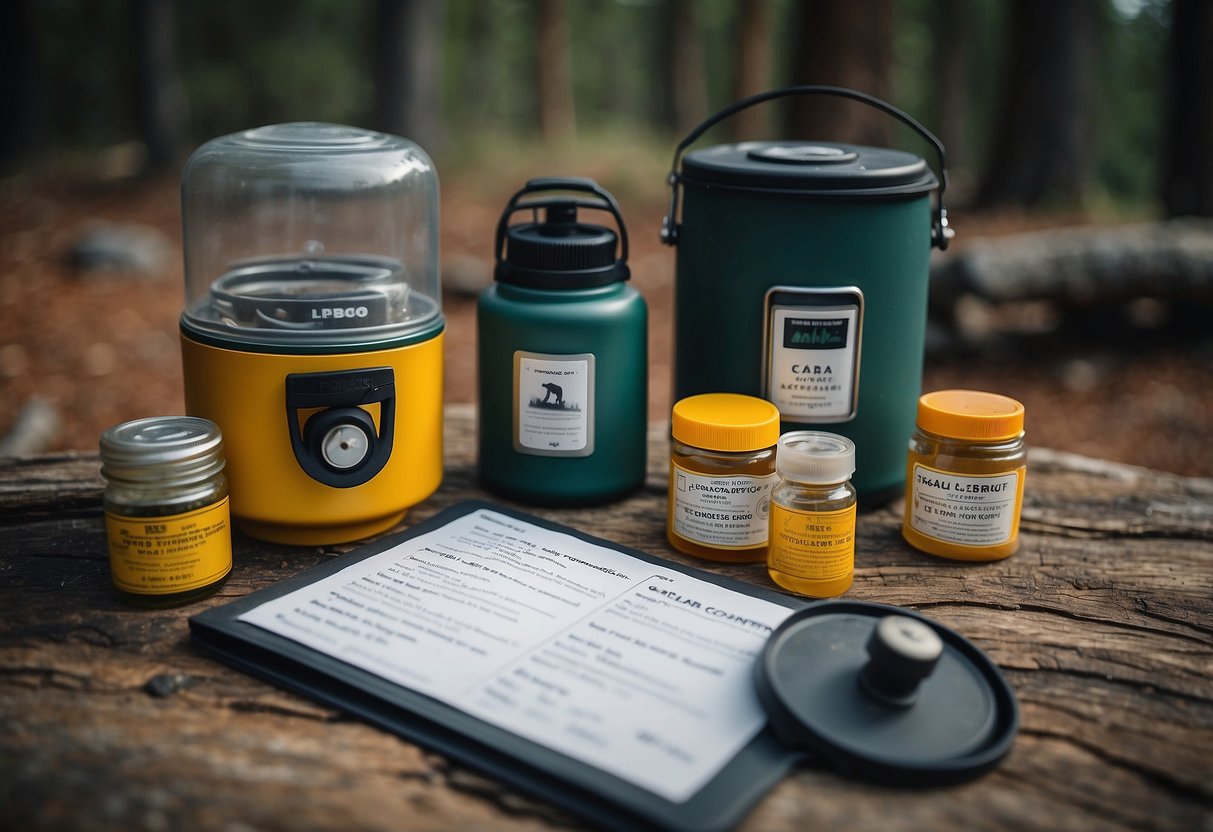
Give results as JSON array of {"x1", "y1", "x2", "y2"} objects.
[
  {"x1": 478, "y1": 178, "x2": 647, "y2": 505},
  {"x1": 662, "y1": 86, "x2": 952, "y2": 504}
]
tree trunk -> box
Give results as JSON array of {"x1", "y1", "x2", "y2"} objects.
[
  {"x1": 133, "y1": 0, "x2": 186, "y2": 170},
  {"x1": 976, "y1": 0, "x2": 1097, "y2": 209},
  {"x1": 1162, "y1": 0, "x2": 1213, "y2": 216},
  {"x1": 931, "y1": 0, "x2": 969, "y2": 186},
  {"x1": 0, "y1": 0, "x2": 43, "y2": 168},
  {"x1": 782, "y1": 0, "x2": 894, "y2": 145},
  {"x1": 451, "y1": 0, "x2": 499, "y2": 134},
  {"x1": 653, "y1": 0, "x2": 708, "y2": 137},
  {"x1": 729, "y1": 0, "x2": 773, "y2": 141},
  {"x1": 535, "y1": 0, "x2": 575, "y2": 142},
  {"x1": 373, "y1": 0, "x2": 444, "y2": 150}
]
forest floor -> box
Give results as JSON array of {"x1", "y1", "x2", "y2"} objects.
[{"x1": 2, "y1": 152, "x2": 1212, "y2": 478}]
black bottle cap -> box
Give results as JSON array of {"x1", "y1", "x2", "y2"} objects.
[
  {"x1": 494, "y1": 179, "x2": 630, "y2": 289},
  {"x1": 754, "y1": 601, "x2": 1018, "y2": 786}
]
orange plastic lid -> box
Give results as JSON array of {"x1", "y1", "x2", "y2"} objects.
[
  {"x1": 917, "y1": 390, "x2": 1025, "y2": 441},
  {"x1": 672, "y1": 393, "x2": 781, "y2": 452}
]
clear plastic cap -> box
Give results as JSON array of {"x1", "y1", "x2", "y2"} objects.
[
  {"x1": 180, "y1": 123, "x2": 442, "y2": 349},
  {"x1": 776, "y1": 430, "x2": 856, "y2": 484}
]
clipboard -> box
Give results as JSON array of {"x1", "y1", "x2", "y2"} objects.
[{"x1": 190, "y1": 500, "x2": 810, "y2": 832}]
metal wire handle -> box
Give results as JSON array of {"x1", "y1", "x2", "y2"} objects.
[{"x1": 660, "y1": 85, "x2": 952, "y2": 250}]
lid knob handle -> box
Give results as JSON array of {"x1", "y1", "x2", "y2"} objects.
[{"x1": 859, "y1": 615, "x2": 944, "y2": 707}]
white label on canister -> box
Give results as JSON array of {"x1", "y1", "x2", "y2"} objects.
[
  {"x1": 670, "y1": 464, "x2": 777, "y2": 549},
  {"x1": 765, "y1": 289, "x2": 862, "y2": 423},
  {"x1": 908, "y1": 464, "x2": 1022, "y2": 546},
  {"x1": 513, "y1": 351, "x2": 594, "y2": 457}
]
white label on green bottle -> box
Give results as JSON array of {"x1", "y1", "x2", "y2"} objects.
[
  {"x1": 764, "y1": 287, "x2": 862, "y2": 423},
  {"x1": 513, "y1": 351, "x2": 594, "y2": 457},
  {"x1": 670, "y1": 464, "x2": 777, "y2": 548}
]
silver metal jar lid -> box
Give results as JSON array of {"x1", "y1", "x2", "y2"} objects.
[{"x1": 99, "y1": 416, "x2": 225, "y2": 485}]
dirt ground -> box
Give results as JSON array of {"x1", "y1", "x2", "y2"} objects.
[{"x1": 2, "y1": 170, "x2": 1211, "y2": 478}]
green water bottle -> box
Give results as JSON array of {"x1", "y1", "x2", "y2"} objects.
[{"x1": 477, "y1": 177, "x2": 648, "y2": 505}]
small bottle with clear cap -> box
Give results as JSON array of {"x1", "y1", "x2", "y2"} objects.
[{"x1": 767, "y1": 431, "x2": 857, "y2": 598}]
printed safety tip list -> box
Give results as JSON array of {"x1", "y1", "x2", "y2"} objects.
[{"x1": 239, "y1": 508, "x2": 794, "y2": 803}]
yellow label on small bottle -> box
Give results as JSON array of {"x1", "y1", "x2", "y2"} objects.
[
  {"x1": 768, "y1": 503, "x2": 856, "y2": 581},
  {"x1": 106, "y1": 498, "x2": 232, "y2": 595}
]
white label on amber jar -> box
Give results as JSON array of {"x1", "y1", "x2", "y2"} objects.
[
  {"x1": 670, "y1": 464, "x2": 776, "y2": 549},
  {"x1": 909, "y1": 464, "x2": 1021, "y2": 547},
  {"x1": 514, "y1": 351, "x2": 594, "y2": 457}
]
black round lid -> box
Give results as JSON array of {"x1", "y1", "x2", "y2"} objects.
[
  {"x1": 497, "y1": 201, "x2": 628, "y2": 289},
  {"x1": 682, "y1": 140, "x2": 938, "y2": 197},
  {"x1": 754, "y1": 601, "x2": 1017, "y2": 785}
]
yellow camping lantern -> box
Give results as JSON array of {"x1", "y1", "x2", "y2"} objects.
[{"x1": 179, "y1": 123, "x2": 444, "y2": 545}]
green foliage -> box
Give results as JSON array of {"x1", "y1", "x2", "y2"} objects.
[
  {"x1": 443, "y1": 0, "x2": 536, "y2": 137},
  {"x1": 176, "y1": 0, "x2": 370, "y2": 138},
  {"x1": 18, "y1": 0, "x2": 1180, "y2": 212},
  {"x1": 1094, "y1": 0, "x2": 1169, "y2": 207},
  {"x1": 889, "y1": 0, "x2": 1006, "y2": 192},
  {"x1": 35, "y1": 0, "x2": 136, "y2": 148}
]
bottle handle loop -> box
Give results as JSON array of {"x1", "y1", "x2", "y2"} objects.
[{"x1": 495, "y1": 177, "x2": 629, "y2": 266}]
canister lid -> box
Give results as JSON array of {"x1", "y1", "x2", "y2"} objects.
[
  {"x1": 917, "y1": 390, "x2": 1025, "y2": 441},
  {"x1": 671, "y1": 393, "x2": 780, "y2": 452},
  {"x1": 681, "y1": 140, "x2": 939, "y2": 197},
  {"x1": 776, "y1": 431, "x2": 855, "y2": 484},
  {"x1": 100, "y1": 416, "x2": 225, "y2": 485},
  {"x1": 754, "y1": 601, "x2": 1018, "y2": 785}
]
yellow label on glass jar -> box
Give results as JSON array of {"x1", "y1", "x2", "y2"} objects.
[
  {"x1": 768, "y1": 503, "x2": 856, "y2": 580},
  {"x1": 106, "y1": 497, "x2": 232, "y2": 594}
]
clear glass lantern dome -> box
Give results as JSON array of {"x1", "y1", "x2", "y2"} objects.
[{"x1": 180, "y1": 122, "x2": 442, "y2": 350}]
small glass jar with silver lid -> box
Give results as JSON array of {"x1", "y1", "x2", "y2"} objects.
[{"x1": 99, "y1": 416, "x2": 232, "y2": 607}]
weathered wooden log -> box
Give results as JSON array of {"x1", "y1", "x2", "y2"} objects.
[
  {"x1": 930, "y1": 217, "x2": 1213, "y2": 314},
  {"x1": 1, "y1": 405, "x2": 1210, "y2": 832}
]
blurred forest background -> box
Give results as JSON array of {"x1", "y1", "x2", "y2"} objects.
[{"x1": 1, "y1": 0, "x2": 1211, "y2": 476}]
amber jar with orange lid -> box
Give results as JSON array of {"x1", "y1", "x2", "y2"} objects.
[
  {"x1": 902, "y1": 390, "x2": 1026, "y2": 561},
  {"x1": 667, "y1": 393, "x2": 780, "y2": 562}
]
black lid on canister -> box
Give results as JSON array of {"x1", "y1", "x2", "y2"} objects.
[
  {"x1": 682, "y1": 141, "x2": 938, "y2": 198},
  {"x1": 494, "y1": 178, "x2": 630, "y2": 290},
  {"x1": 754, "y1": 601, "x2": 1018, "y2": 785}
]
